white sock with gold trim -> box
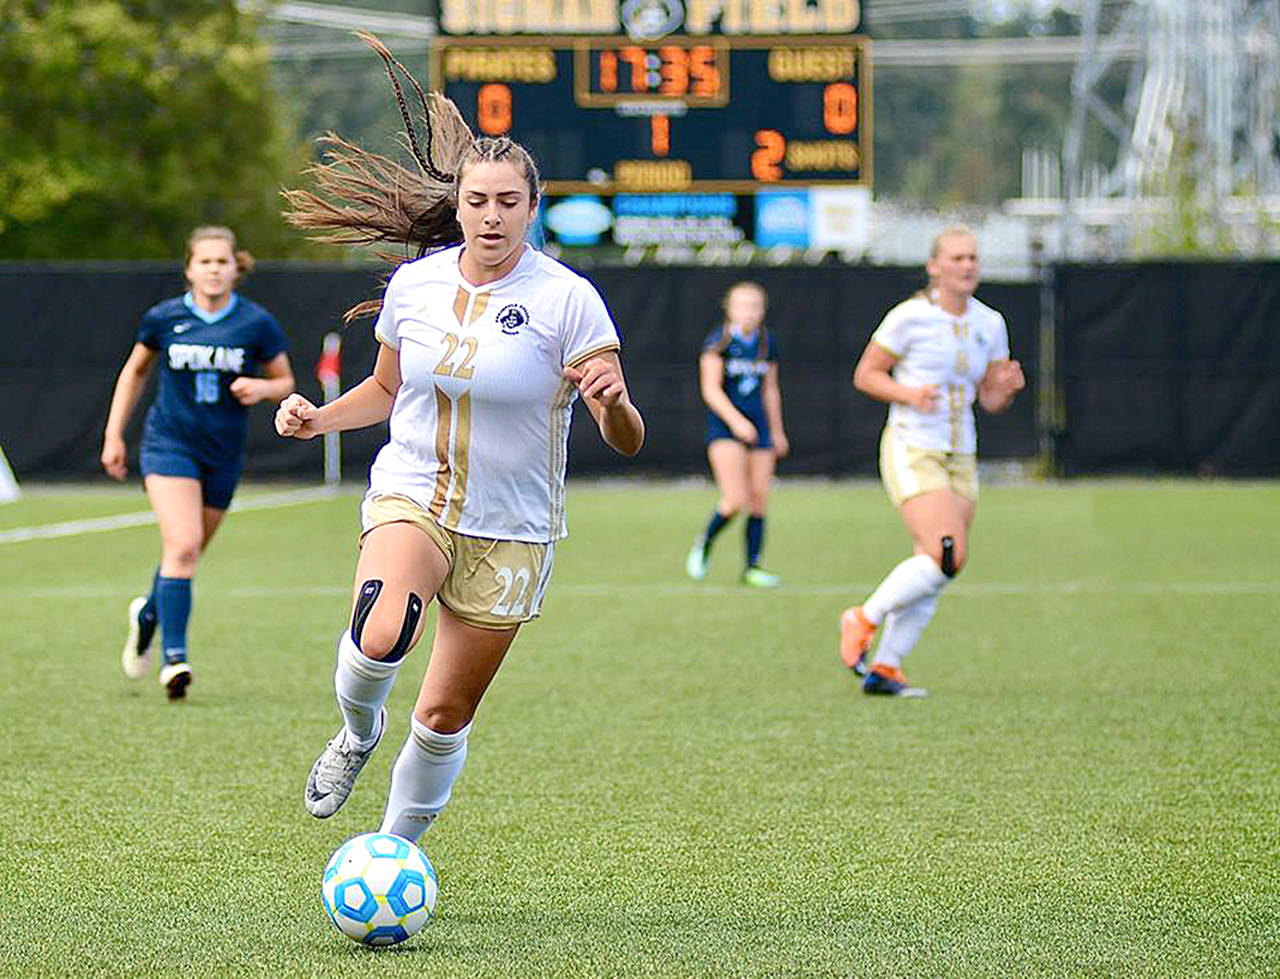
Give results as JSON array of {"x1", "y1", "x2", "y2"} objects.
[{"x1": 379, "y1": 717, "x2": 472, "y2": 844}]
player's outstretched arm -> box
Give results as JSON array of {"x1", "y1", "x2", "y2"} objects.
[
  {"x1": 276, "y1": 344, "x2": 401, "y2": 440},
  {"x1": 563, "y1": 351, "x2": 644, "y2": 457},
  {"x1": 101, "y1": 343, "x2": 158, "y2": 480},
  {"x1": 699, "y1": 352, "x2": 758, "y2": 445},
  {"x1": 762, "y1": 362, "x2": 788, "y2": 458}
]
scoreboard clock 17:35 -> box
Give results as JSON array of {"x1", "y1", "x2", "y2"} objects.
[{"x1": 430, "y1": 34, "x2": 871, "y2": 194}]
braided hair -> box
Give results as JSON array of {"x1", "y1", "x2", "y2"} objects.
[{"x1": 282, "y1": 33, "x2": 543, "y2": 322}]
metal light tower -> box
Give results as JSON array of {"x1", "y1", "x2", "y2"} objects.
[{"x1": 1062, "y1": 0, "x2": 1280, "y2": 256}]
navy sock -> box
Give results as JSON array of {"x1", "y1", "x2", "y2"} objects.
[
  {"x1": 156, "y1": 576, "x2": 193, "y2": 664},
  {"x1": 746, "y1": 516, "x2": 765, "y2": 567},
  {"x1": 140, "y1": 567, "x2": 160, "y2": 623},
  {"x1": 701, "y1": 511, "x2": 732, "y2": 550}
]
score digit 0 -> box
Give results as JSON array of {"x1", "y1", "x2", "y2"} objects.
[
  {"x1": 823, "y1": 82, "x2": 857, "y2": 135},
  {"x1": 477, "y1": 83, "x2": 512, "y2": 136}
]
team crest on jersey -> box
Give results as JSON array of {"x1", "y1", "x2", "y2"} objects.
[{"x1": 496, "y1": 303, "x2": 529, "y2": 336}]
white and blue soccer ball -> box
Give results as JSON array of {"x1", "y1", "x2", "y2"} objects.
[{"x1": 321, "y1": 832, "x2": 438, "y2": 946}]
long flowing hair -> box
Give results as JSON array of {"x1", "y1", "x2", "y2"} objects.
[{"x1": 281, "y1": 33, "x2": 541, "y2": 322}]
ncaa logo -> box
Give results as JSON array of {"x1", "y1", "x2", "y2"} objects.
[{"x1": 496, "y1": 303, "x2": 529, "y2": 336}]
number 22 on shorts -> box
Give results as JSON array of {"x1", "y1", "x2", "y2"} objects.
[{"x1": 490, "y1": 565, "x2": 530, "y2": 617}]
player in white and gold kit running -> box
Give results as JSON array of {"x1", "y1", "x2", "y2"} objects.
[
  {"x1": 275, "y1": 38, "x2": 644, "y2": 837},
  {"x1": 839, "y1": 227, "x2": 1024, "y2": 696}
]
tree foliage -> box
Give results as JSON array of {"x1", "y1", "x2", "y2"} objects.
[
  {"x1": 0, "y1": 0, "x2": 312, "y2": 258},
  {"x1": 869, "y1": 6, "x2": 1122, "y2": 208}
]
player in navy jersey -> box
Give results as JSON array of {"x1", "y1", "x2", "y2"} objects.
[
  {"x1": 101, "y1": 226, "x2": 295, "y2": 699},
  {"x1": 685, "y1": 281, "x2": 789, "y2": 587}
]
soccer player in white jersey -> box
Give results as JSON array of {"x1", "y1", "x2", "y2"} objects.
[
  {"x1": 274, "y1": 36, "x2": 644, "y2": 838},
  {"x1": 839, "y1": 227, "x2": 1025, "y2": 696}
]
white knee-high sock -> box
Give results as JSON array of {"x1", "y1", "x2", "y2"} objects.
[
  {"x1": 379, "y1": 717, "x2": 472, "y2": 844},
  {"x1": 872, "y1": 590, "x2": 942, "y2": 669},
  {"x1": 863, "y1": 554, "x2": 948, "y2": 624},
  {"x1": 334, "y1": 631, "x2": 399, "y2": 747}
]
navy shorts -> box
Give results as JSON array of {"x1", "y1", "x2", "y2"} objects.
[
  {"x1": 140, "y1": 438, "x2": 243, "y2": 510},
  {"x1": 705, "y1": 410, "x2": 773, "y2": 451}
]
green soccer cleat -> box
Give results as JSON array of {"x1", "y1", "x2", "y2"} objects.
[{"x1": 740, "y1": 566, "x2": 781, "y2": 588}]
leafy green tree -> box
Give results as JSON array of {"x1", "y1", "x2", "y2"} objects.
[{"x1": 0, "y1": 0, "x2": 313, "y2": 258}]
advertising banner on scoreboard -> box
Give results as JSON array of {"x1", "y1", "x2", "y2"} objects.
[
  {"x1": 537, "y1": 189, "x2": 870, "y2": 250},
  {"x1": 539, "y1": 192, "x2": 755, "y2": 248}
]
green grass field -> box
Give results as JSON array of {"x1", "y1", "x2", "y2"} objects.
[{"x1": 2, "y1": 480, "x2": 1278, "y2": 977}]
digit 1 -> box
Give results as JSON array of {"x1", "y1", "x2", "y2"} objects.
[
  {"x1": 600, "y1": 50, "x2": 617, "y2": 92},
  {"x1": 651, "y1": 115, "x2": 670, "y2": 157}
]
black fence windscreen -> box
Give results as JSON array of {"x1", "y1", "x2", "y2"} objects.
[
  {"x1": 1054, "y1": 262, "x2": 1280, "y2": 476},
  {"x1": 0, "y1": 262, "x2": 1039, "y2": 481}
]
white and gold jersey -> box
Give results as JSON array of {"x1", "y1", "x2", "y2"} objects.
[
  {"x1": 871, "y1": 293, "x2": 1010, "y2": 454},
  {"x1": 368, "y1": 245, "x2": 620, "y2": 543}
]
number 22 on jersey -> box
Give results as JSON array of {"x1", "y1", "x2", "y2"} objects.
[{"x1": 434, "y1": 333, "x2": 478, "y2": 379}]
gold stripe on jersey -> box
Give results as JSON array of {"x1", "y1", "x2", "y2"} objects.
[
  {"x1": 428, "y1": 385, "x2": 453, "y2": 519},
  {"x1": 948, "y1": 384, "x2": 963, "y2": 450},
  {"x1": 546, "y1": 378, "x2": 576, "y2": 535},
  {"x1": 953, "y1": 318, "x2": 970, "y2": 376},
  {"x1": 872, "y1": 337, "x2": 902, "y2": 358},
  {"x1": 467, "y1": 292, "x2": 490, "y2": 326},
  {"x1": 445, "y1": 392, "x2": 472, "y2": 529},
  {"x1": 564, "y1": 341, "x2": 621, "y2": 369},
  {"x1": 452, "y1": 286, "x2": 469, "y2": 326}
]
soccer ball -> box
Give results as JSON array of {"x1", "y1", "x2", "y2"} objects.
[{"x1": 321, "y1": 832, "x2": 438, "y2": 946}]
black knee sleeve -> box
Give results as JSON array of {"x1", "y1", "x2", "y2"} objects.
[
  {"x1": 350, "y1": 579, "x2": 383, "y2": 650},
  {"x1": 940, "y1": 536, "x2": 957, "y2": 578},
  {"x1": 350, "y1": 579, "x2": 423, "y2": 662},
  {"x1": 385, "y1": 593, "x2": 424, "y2": 663}
]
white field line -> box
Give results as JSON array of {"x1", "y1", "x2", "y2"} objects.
[
  {"x1": 5, "y1": 581, "x2": 1280, "y2": 599},
  {"x1": 0, "y1": 486, "x2": 340, "y2": 545}
]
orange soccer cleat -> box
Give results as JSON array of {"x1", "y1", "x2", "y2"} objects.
[
  {"x1": 839, "y1": 606, "x2": 876, "y2": 675},
  {"x1": 861, "y1": 662, "x2": 928, "y2": 698}
]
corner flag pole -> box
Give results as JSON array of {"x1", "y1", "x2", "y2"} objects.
[
  {"x1": 315, "y1": 332, "x2": 342, "y2": 487},
  {"x1": 0, "y1": 445, "x2": 19, "y2": 503}
]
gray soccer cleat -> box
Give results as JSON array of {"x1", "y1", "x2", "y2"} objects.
[{"x1": 305, "y1": 708, "x2": 387, "y2": 818}]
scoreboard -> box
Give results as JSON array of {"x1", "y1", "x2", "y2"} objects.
[{"x1": 429, "y1": 34, "x2": 871, "y2": 194}]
